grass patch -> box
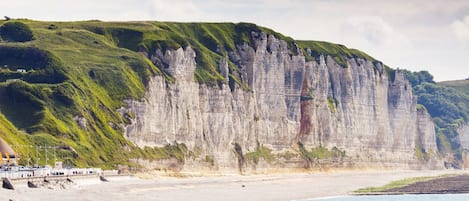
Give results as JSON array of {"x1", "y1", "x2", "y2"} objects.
[
  {"x1": 245, "y1": 144, "x2": 274, "y2": 164},
  {"x1": 204, "y1": 155, "x2": 215, "y2": 166},
  {"x1": 354, "y1": 175, "x2": 453, "y2": 193},
  {"x1": 327, "y1": 97, "x2": 336, "y2": 113},
  {"x1": 416, "y1": 104, "x2": 426, "y2": 111},
  {"x1": 298, "y1": 142, "x2": 346, "y2": 161},
  {"x1": 141, "y1": 143, "x2": 188, "y2": 163},
  {"x1": 298, "y1": 40, "x2": 375, "y2": 67},
  {"x1": 276, "y1": 151, "x2": 298, "y2": 160},
  {"x1": 415, "y1": 145, "x2": 432, "y2": 162}
]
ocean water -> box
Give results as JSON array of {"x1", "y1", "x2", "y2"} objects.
[{"x1": 302, "y1": 194, "x2": 469, "y2": 201}]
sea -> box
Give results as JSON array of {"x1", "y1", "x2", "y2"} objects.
[{"x1": 301, "y1": 194, "x2": 469, "y2": 201}]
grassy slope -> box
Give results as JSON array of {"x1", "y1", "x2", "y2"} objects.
[
  {"x1": 0, "y1": 20, "x2": 156, "y2": 168},
  {"x1": 438, "y1": 79, "x2": 469, "y2": 153},
  {"x1": 402, "y1": 73, "x2": 469, "y2": 165},
  {"x1": 354, "y1": 174, "x2": 453, "y2": 193},
  {"x1": 0, "y1": 19, "x2": 377, "y2": 168},
  {"x1": 297, "y1": 40, "x2": 375, "y2": 67},
  {"x1": 439, "y1": 79, "x2": 469, "y2": 92}
]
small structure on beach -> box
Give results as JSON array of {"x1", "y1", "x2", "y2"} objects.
[
  {"x1": 0, "y1": 138, "x2": 18, "y2": 167},
  {"x1": 16, "y1": 69, "x2": 27, "y2": 73}
]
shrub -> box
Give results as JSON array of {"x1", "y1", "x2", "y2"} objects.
[
  {"x1": 327, "y1": 97, "x2": 336, "y2": 113},
  {"x1": 298, "y1": 142, "x2": 346, "y2": 161},
  {"x1": 204, "y1": 155, "x2": 215, "y2": 166},
  {"x1": 0, "y1": 21, "x2": 34, "y2": 42},
  {"x1": 245, "y1": 144, "x2": 274, "y2": 164},
  {"x1": 47, "y1": 24, "x2": 58, "y2": 30}
]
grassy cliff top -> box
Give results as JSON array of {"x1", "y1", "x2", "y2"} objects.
[
  {"x1": 297, "y1": 40, "x2": 375, "y2": 66},
  {"x1": 0, "y1": 19, "x2": 378, "y2": 168}
]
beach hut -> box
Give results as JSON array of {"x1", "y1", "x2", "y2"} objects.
[
  {"x1": 0, "y1": 138, "x2": 18, "y2": 167},
  {"x1": 16, "y1": 69, "x2": 27, "y2": 73}
]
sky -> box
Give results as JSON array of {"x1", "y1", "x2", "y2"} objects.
[{"x1": 2, "y1": 0, "x2": 469, "y2": 81}]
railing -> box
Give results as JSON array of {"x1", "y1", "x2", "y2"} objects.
[{"x1": 0, "y1": 167, "x2": 103, "y2": 180}]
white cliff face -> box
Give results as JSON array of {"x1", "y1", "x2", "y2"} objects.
[
  {"x1": 458, "y1": 124, "x2": 469, "y2": 168},
  {"x1": 458, "y1": 124, "x2": 469, "y2": 149},
  {"x1": 298, "y1": 57, "x2": 439, "y2": 168},
  {"x1": 123, "y1": 33, "x2": 441, "y2": 170}
]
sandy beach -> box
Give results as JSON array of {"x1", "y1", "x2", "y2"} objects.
[{"x1": 1, "y1": 169, "x2": 466, "y2": 201}]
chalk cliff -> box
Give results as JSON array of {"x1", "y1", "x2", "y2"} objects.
[
  {"x1": 123, "y1": 32, "x2": 441, "y2": 171},
  {"x1": 0, "y1": 21, "x2": 451, "y2": 170},
  {"x1": 458, "y1": 124, "x2": 469, "y2": 168}
]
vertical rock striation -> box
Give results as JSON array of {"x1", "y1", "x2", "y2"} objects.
[
  {"x1": 458, "y1": 124, "x2": 469, "y2": 168},
  {"x1": 123, "y1": 32, "x2": 441, "y2": 171}
]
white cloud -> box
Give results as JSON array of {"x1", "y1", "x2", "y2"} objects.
[
  {"x1": 341, "y1": 16, "x2": 411, "y2": 48},
  {"x1": 148, "y1": 0, "x2": 205, "y2": 21},
  {"x1": 451, "y1": 15, "x2": 469, "y2": 45}
]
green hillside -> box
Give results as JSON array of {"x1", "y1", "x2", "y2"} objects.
[
  {"x1": 439, "y1": 79, "x2": 469, "y2": 155},
  {"x1": 439, "y1": 79, "x2": 469, "y2": 92},
  {"x1": 0, "y1": 19, "x2": 377, "y2": 168},
  {"x1": 403, "y1": 71, "x2": 469, "y2": 167}
]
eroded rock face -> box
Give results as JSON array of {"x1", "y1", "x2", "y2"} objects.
[
  {"x1": 123, "y1": 33, "x2": 441, "y2": 170},
  {"x1": 457, "y1": 124, "x2": 469, "y2": 168},
  {"x1": 458, "y1": 124, "x2": 469, "y2": 149}
]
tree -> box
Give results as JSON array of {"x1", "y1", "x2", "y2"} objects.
[
  {"x1": 417, "y1": 70, "x2": 434, "y2": 84},
  {"x1": 402, "y1": 70, "x2": 434, "y2": 86},
  {"x1": 0, "y1": 21, "x2": 34, "y2": 42},
  {"x1": 404, "y1": 69, "x2": 469, "y2": 165}
]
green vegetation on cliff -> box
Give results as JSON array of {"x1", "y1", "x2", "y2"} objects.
[
  {"x1": 0, "y1": 21, "x2": 35, "y2": 42},
  {"x1": 0, "y1": 19, "x2": 381, "y2": 168},
  {"x1": 355, "y1": 175, "x2": 444, "y2": 193},
  {"x1": 0, "y1": 20, "x2": 159, "y2": 168},
  {"x1": 298, "y1": 142, "x2": 346, "y2": 168},
  {"x1": 245, "y1": 144, "x2": 274, "y2": 164},
  {"x1": 403, "y1": 70, "x2": 469, "y2": 167},
  {"x1": 326, "y1": 97, "x2": 336, "y2": 113},
  {"x1": 298, "y1": 40, "x2": 374, "y2": 67}
]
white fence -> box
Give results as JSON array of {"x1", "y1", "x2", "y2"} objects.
[{"x1": 0, "y1": 168, "x2": 102, "y2": 179}]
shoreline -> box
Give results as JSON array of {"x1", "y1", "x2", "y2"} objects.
[
  {"x1": 355, "y1": 174, "x2": 469, "y2": 196},
  {"x1": 1, "y1": 169, "x2": 467, "y2": 201}
]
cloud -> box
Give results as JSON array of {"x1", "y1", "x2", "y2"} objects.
[
  {"x1": 451, "y1": 15, "x2": 469, "y2": 45},
  {"x1": 337, "y1": 16, "x2": 418, "y2": 71},
  {"x1": 148, "y1": 0, "x2": 206, "y2": 21},
  {"x1": 341, "y1": 16, "x2": 411, "y2": 48}
]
